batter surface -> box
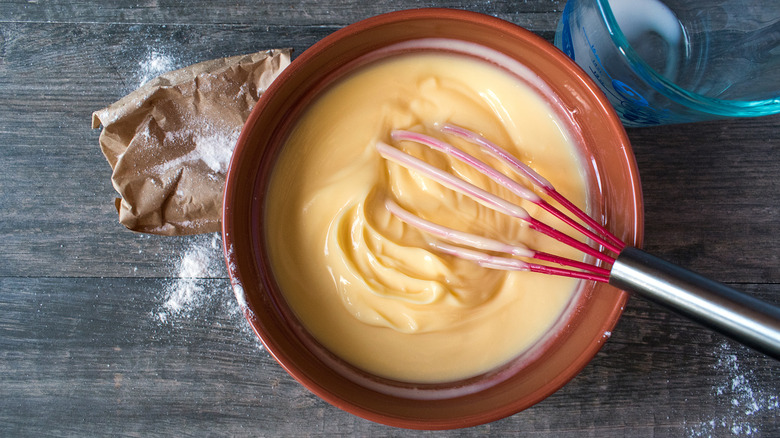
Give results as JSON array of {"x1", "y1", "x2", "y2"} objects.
[{"x1": 266, "y1": 52, "x2": 588, "y2": 383}]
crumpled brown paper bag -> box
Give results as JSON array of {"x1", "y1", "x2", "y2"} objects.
[{"x1": 92, "y1": 48, "x2": 291, "y2": 235}]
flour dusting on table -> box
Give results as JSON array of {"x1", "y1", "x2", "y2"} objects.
[
  {"x1": 686, "y1": 342, "x2": 779, "y2": 437},
  {"x1": 154, "y1": 233, "x2": 261, "y2": 348},
  {"x1": 137, "y1": 49, "x2": 177, "y2": 88},
  {"x1": 158, "y1": 233, "x2": 222, "y2": 319}
]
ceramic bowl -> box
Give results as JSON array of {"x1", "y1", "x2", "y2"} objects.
[{"x1": 222, "y1": 8, "x2": 643, "y2": 429}]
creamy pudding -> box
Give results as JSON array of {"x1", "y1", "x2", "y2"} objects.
[{"x1": 265, "y1": 52, "x2": 588, "y2": 383}]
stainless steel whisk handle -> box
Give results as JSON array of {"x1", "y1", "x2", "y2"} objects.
[{"x1": 609, "y1": 247, "x2": 780, "y2": 360}]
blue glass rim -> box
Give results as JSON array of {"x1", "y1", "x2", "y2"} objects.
[{"x1": 595, "y1": 0, "x2": 780, "y2": 118}]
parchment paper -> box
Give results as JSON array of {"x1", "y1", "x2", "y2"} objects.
[{"x1": 92, "y1": 48, "x2": 291, "y2": 235}]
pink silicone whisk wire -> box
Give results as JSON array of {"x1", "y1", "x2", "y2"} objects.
[{"x1": 376, "y1": 125, "x2": 628, "y2": 282}]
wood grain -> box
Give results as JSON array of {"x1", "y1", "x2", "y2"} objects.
[
  {"x1": 1, "y1": 0, "x2": 778, "y2": 436},
  {"x1": 0, "y1": 0, "x2": 564, "y2": 29}
]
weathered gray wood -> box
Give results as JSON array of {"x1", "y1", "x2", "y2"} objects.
[
  {"x1": 0, "y1": 0, "x2": 564, "y2": 30},
  {"x1": 626, "y1": 117, "x2": 780, "y2": 283},
  {"x1": 1, "y1": 0, "x2": 779, "y2": 436}
]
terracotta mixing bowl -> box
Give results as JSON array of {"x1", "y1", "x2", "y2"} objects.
[{"x1": 222, "y1": 8, "x2": 643, "y2": 430}]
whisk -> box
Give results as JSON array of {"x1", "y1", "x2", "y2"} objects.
[{"x1": 376, "y1": 124, "x2": 780, "y2": 360}]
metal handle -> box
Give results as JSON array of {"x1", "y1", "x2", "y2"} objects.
[{"x1": 609, "y1": 246, "x2": 780, "y2": 360}]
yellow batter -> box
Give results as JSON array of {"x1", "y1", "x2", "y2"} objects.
[{"x1": 265, "y1": 52, "x2": 588, "y2": 383}]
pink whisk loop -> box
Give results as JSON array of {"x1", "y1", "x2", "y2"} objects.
[
  {"x1": 386, "y1": 199, "x2": 612, "y2": 282},
  {"x1": 438, "y1": 124, "x2": 626, "y2": 253},
  {"x1": 376, "y1": 125, "x2": 627, "y2": 282}
]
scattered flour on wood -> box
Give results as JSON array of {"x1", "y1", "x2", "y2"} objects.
[
  {"x1": 157, "y1": 233, "x2": 221, "y2": 320},
  {"x1": 686, "y1": 342, "x2": 779, "y2": 437},
  {"x1": 154, "y1": 233, "x2": 261, "y2": 348},
  {"x1": 137, "y1": 49, "x2": 176, "y2": 88}
]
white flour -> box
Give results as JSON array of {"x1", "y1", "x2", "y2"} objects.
[
  {"x1": 154, "y1": 233, "x2": 261, "y2": 348},
  {"x1": 158, "y1": 233, "x2": 221, "y2": 320},
  {"x1": 686, "y1": 342, "x2": 779, "y2": 437},
  {"x1": 193, "y1": 130, "x2": 241, "y2": 174},
  {"x1": 154, "y1": 126, "x2": 241, "y2": 176},
  {"x1": 137, "y1": 49, "x2": 176, "y2": 88}
]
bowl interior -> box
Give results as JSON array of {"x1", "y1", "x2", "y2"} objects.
[{"x1": 223, "y1": 8, "x2": 643, "y2": 430}]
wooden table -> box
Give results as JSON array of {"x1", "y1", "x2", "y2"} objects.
[{"x1": 2, "y1": 1, "x2": 778, "y2": 436}]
